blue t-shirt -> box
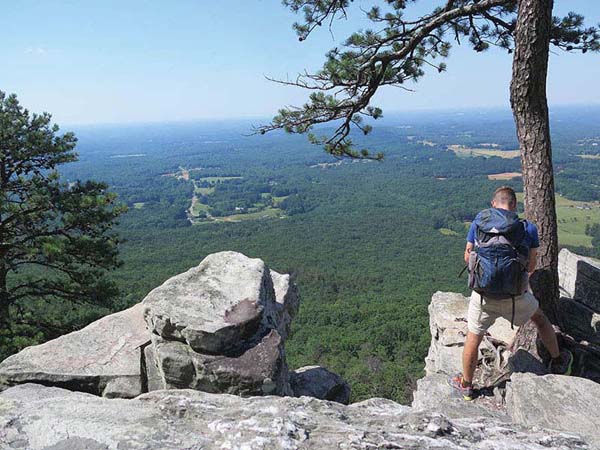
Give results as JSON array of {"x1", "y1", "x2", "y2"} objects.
[{"x1": 467, "y1": 212, "x2": 539, "y2": 249}]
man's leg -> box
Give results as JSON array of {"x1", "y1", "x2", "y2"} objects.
[
  {"x1": 462, "y1": 331, "x2": 484, "y2": 384},
  {"x1": 530, "y1": 308, "x2": 559, "y2": 359},
  {"x1": 530, "y1": 307, "x2": 574, "y2": 374}
]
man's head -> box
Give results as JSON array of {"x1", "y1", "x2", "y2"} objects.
[{"x1": 491, "y1": 186, "x2": 517, "y2": 211}]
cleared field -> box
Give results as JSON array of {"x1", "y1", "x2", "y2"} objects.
[
  {"x1": 439, "y1": 228, "x2": 459, "y2": 236},
  {"x1": 516, "y1": 193, "x2": 600, "y2": 248},
  {"x1": 199, "y1": 176, "x2": 243, "y2": 183},
  {"x1": 578, "y1": 154, "x2": 600, "y2": 160},
  {"x1": 449, "y1": 145, "x2": 520, "y2": 159},
  {"x1": 191, "y1": 201, "x2": 211, "y2": 216},
  {"x1": 488, "y1": 172, "x2": 522, "y2": 180},
  {"x1": 215, "y1": 207, "x2": 284, "y2": 223},
  {"x1": 195, "y1": 186, "x2": 215, "y2": 195}
]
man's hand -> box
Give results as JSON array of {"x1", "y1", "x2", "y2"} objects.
[{"x1": 464, "y1": 242, "x2": 474, "y2": 265}]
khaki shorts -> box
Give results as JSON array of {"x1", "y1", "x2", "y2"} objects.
[{"x1": 467, "y1": 291, "x2": 539, "y2": 335}]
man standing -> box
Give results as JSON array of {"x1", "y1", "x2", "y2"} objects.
[{"x1": 449, "y1": 186, "x2": 573, "y2": 401}]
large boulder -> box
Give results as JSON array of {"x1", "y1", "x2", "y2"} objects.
[
  {"x1": 0, "y1": 304, "x2": 149, "y2": 398},
  {"x1": 142, "y1": 251, "x2": 278, "y2": 354},
  {"x1": 558, "y1": 296, "x2": 600, "y2": 345},
  {"x1": 271, "y1": 270, "x2": 300, "y2": 341},
  {"x1": 412, "y1": 373, "x2": 509, "y2": 421},
  {"x1": 506, "y1": 372, "x2": 600, "y2": 448},
  {"x1": 290, "y1": 365, "x2": 351, "y2": 404},
  {"x1": 148, "y1": 330, "x2": 291, "y2": 396},
  {"x1": 0, "y1": 383, "x2": 590, "y2": 450},
  {"x1": 558, "y1": 248, "x2": 600, "y2": 312},
  {"x1": 425, "y1": 292, "x2": 516, "y2": 376},
  {"x1": 142, "y1": 251, "x2": 298, "y2": 396}
]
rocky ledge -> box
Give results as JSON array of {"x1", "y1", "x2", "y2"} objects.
[
  {"x1": 0, "y1": 249, "x2": 599, "y2": 449},
  {"x1": 0, "y1": 383, "x2": 589, "y2": 450},
  {"x1": 0, "y1": 251, "x2": 348, "y2": 402}
]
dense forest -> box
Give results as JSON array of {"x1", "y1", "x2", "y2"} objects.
[{"x1": 2, "y1": 107, "x2": 599, "y2": 404}]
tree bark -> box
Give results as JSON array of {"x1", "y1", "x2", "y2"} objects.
[{"x1": 510, "y1": 0, "x2": 560, "y2": 325}]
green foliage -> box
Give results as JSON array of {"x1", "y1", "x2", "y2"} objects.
[
  {"x1": 263, "y1": 1, "x2": 599, "y2": 157},
  {"x1": 0, "y1": 91, "x2": 125, "y2": 360}
]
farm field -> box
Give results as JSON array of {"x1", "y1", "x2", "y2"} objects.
[
  {"x1": 488, "y1": 172, "x2": 522, "y2": 180},
  {"x1": 448, "y1": 144, "x2": 520, "y2": 159},
  {"x1": 517, "y1": 193, "x2": 600, "y2": 248}
]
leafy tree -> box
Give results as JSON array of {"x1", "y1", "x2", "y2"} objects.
[
  {"x1": 0, "y1": 91, "x2": 125, "y2": 353},
  {"x1": 260, "y1": 0, "x2": 599, "y2": 322}
]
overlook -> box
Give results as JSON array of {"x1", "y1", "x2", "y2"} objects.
[{"x1": 2, "y1": 1, "x2": 600, "y2": 449}]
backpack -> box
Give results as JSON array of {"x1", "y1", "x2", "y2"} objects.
[{"x1": 467, "y1": 208, "x2": 529, "y2": 297}]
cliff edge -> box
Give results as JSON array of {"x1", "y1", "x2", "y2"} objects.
[{"x1": 0, "y1": 249, "x2": 599, "y2": 449}]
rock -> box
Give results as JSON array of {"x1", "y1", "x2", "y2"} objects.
[
  {"x1": 142, "y1": 251, "x2": 278, "y2": 355},
  {"x1": 0, "y1": 304, "x2": 149, "y2": 398},
  {"x1": 425, "y1": 292, "x2": 516, "y2": 376},
  {"x1": 0, "y1": 383, "x2": 590, "y2": 450},
  {"x1": 141, "y1": 252, "x2": 297, "y2": 396},
  {"x1": 412, "y1": 374, "x2": 509, "y2": 421},
  {"x1": 290, "y1": 365, "x2": 351, "y2": 404},
  {"x1": 150, "y1": 329, "x2": 291, "y2": 396},
  {"x1": 271, "y1": 270, "x2": 299, "y2": 340},
  {"x1": 558, "y1": 296, "x2": 600, "y2": 345},
  {"x1": 506, "y1": 372, "x2": 600, "y2": 448},
  {"x1": 559, "y1": 248, "x2": 600, "y2": 312}
]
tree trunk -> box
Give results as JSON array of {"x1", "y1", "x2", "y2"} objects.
[{"x1": 510, "y1": 0, "x2": 560, "y2": 325}]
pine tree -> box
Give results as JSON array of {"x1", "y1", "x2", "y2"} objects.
[
  {"x1": 260, "y1": 0, "x2": 599, "y2": 322},
  {"x1": 0, "y1": 91, "x2": 126, "y2": 356}
]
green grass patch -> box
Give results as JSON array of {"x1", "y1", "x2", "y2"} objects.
[
  {"x1": 216, "y1": 207, "x2": 284, "y2": 222},
  {"x1": 195, "y1": 186, "x2": 214, "y2": 195},
  {"x1": 516, "y1": 192, "x2": 600, "y2": 248},
  {"x1": 449, "y1": 145, "x2": 519, "y2": 159},
  {"x1": 199, "y1": 176, "x2": 243, "y2": 183},
  {"x1": 439, "y1": 228, "x2": 459, "y2": 236}
]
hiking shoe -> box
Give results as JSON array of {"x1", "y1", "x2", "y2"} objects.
[
  {"x1": 548, "y1": 349, "x2": 574, "y2": 376},
  {"x1": 448, "y1": 374, "x2": 474, "y2": 401}
]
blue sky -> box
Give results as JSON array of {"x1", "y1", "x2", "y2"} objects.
[{"x1": 1, "y1": 0, "x2": 599, "y2": 124}]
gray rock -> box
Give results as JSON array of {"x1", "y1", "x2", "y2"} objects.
[
  {"x1": 290, "y1": 365, "x2": 351, "y2": 404},
  {"x1": 425, "y1": 292, "x2": 515, "y2": 376},
  {"x1": 0, "y1": 304, "x2": 149, "y2": 398},
  {"x1": 558, "y1": 296, "x2": 600, "y2": 344},
  {"x1": 0, "y1": 383, "x2": 590, "y2": 450},
  {"x1": 142, "y1": 251, "x2": 278, "y2": 354},
  {"x1": 559, "y1": 248, "x2": 600, "y2": 312},
  {"x1": 271, "y1": 270, "x2": 299, "y2": 340},
  {"x1": 412, "y1": 374, "x2": 509, "y2": 421},
  {"x1": 151, "y1": 329, "x2": 291, "y2": 396},
  {"x1": 506, "y1": 372, "x2": 600, "y2": 448}
]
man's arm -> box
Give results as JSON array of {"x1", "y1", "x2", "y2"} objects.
[
  {"x1": 464, "y1": 242, "x2": 474, "y2": 264},
  {"x1": 528, "y1": 247, "x2": 538, "y2": 274}
]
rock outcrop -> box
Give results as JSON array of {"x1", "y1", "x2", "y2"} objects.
[
  {"x1": 0, "y1": 383, "x2": 590, "y2": 450},
  {"x1": 0, "y1": 304, "x2": 150, "y2": 398},
  {"x1": 506, "y1": 373, "x2": 600, "y2": 448},
  {"x1": 142, "y1": 252, "x2": 292, "y2": 396},
  {"x1": 290, "y1": 365, "x2": 351, "y2": 404},
  {"x1": 414, "y1": 251, "x2": 600, "y2": 448},
  {"x1": 1, "y1": 249, "x2": 599, "y2": 449},
  {"x1": 0, "y1": 251, "x2": 320, "y2": 400}
]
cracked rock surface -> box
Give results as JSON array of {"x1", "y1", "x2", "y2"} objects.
[{"x1": 0, "y1": 383, "x2": 591, "y2": 450}]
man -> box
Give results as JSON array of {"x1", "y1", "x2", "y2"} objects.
[{"x1": 449, "y1": 186, "x2": 573, "y2": 401}]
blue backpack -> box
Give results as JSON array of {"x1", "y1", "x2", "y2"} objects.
[{"x1": 468, "y1": 208, "x2": 529, "y2": 298}]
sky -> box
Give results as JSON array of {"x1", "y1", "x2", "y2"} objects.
[{"x1": 1, "y1": 0, "x2": 599, "y2": 125}]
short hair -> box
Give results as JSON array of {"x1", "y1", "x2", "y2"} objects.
[{"x1": 492, "y1": 186, "x2": 517, "y2": 207}]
